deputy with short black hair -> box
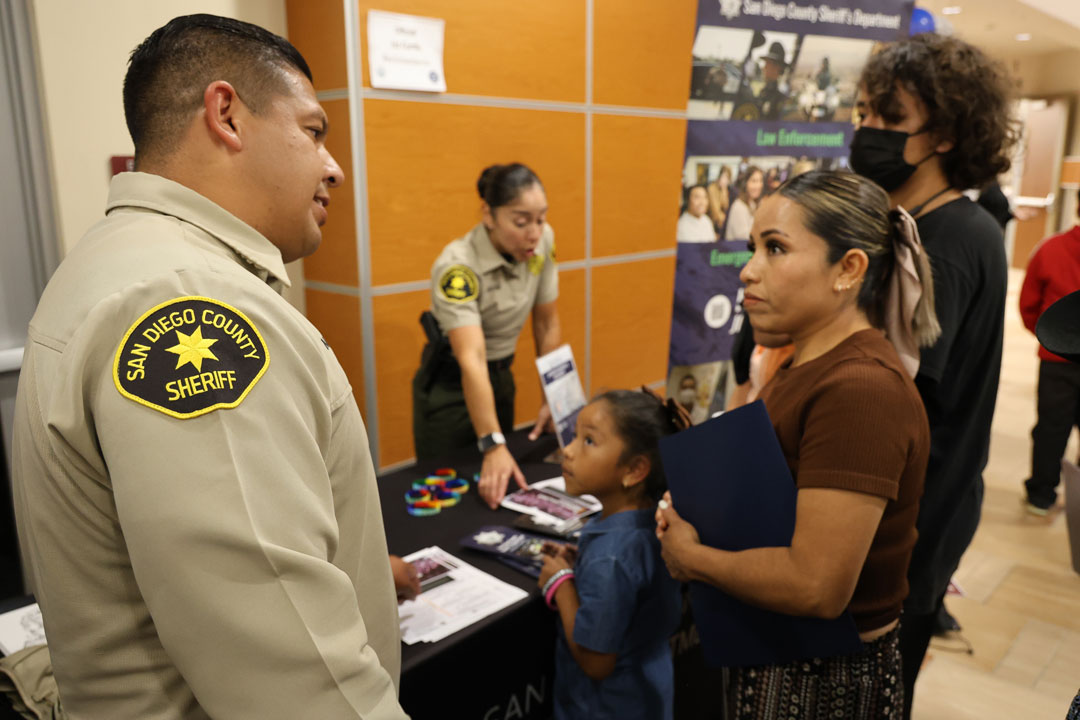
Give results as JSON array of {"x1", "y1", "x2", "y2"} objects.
[
  {"x1": 413, "y1": 163, "x2": 561, "y2": 509},
  {"x1": 11, "y1": 14, "x2": 407, "y2": 719}
]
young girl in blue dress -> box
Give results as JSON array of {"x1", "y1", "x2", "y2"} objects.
[{"x1": 538, "y1": 388, "x2": 688, "y2": 720}]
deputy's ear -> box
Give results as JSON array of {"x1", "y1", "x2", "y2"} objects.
[{"x1": 203, "y1": 80, "x2": 244, "y2": 151}]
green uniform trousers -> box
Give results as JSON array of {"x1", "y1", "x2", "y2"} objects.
[{"x1": 412, "y1": 352, "x2": 515, "y2": 461}]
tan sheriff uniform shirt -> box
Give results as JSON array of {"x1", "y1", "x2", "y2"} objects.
[
  {"x1": 430, "y1": 223, "x2": 558, "y2": 360},
  {"x1": 11, "y1": 172, "x2": 407, "y2": 720}
]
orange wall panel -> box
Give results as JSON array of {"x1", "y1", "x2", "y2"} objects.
[
  {"x1": 373, "y1": 290, "x2": 429, "y2": 466},
  {"x1": 304, "y1": 288, "x2": 365, "y2": 416},
  {"x1": 304, "y1": 100, "x2": 358, "y2": 287},
  {"x1": 591, "y1": 257, "x2": 675, "y2": 392},
  {"x1": 593, "y1": 0, "x2": 696, "y2": 109},
  {"x1": 365, "y1": 100, "x2": 586, "y2": 286},
  {"x1": 592, "y1": 114, "x2": 686, "y2": 257},
  {"x1": 356, "y1": 1, "x2": 585, "y2": 103},
  {"x1": 510, "y1": 268, "x2": 588, "y2": 428},
  {"x1": 286, "y1": 0, "x2": 348, "y2": 92},
  {"x1": 1062, "y1": 159, "x2": 1080, "y2": 187}
]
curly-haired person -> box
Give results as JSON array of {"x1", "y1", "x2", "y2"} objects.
[{"x1": 851, "y1": 33, "x2": 1020, "y2": 719}]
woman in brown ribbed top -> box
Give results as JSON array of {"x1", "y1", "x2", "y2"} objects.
[{"x1": 656, "y1": 170, "x2": 941, "y2": 720}]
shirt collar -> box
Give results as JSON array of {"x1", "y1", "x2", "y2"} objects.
[
  {"x1": 105, "y1": 172, "x2": 291, "y2": 287},
  {"x1": 580, "y1": 507, "x2": 656, "y2": 538},
  {"x1": 468, "y1": 223, "x2": 517, "y2": 274}
]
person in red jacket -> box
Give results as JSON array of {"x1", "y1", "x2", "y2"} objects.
[{"x1": 1019, "y1": 191, "x2": 1080, "y2": 514}]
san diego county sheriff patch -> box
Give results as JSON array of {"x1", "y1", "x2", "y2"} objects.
[
  {"x1": 438, "y1": 265, "x2": 480, "y2": 303},
  {"x1": 113, "y1": 297, "x2": 269, "y2": 419}
]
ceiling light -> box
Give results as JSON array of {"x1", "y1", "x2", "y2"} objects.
[
  {"x1": 942, "y1": 6, "x2": 962, "y2": 14},
  {"x1": 1016, "y1": 32, "x2": 1032, "y2": 41}
]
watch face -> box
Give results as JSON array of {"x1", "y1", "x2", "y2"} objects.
[{"x1": 478, "y1": 432, "x2": 506, "y2": 452}]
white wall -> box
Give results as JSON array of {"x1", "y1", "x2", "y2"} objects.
[{"x1": 29, "y1": 0, "x2": 307, "y2": 311}]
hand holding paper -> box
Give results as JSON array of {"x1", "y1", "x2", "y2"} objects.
[
  {"x1": 390, "y1": 554, "x2": 421, "y2": 603},
  {"x1": 655, "y1": 491, "x2": 702, "y2": 583}
]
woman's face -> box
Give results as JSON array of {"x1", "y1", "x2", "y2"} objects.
[
  {"x1": 718, "y1": 169, "x2": 731, "y2": 189},
  {"x1": 688, "y1": 187, "x2": 709, "y2": 218},
  {"x1": 739, "y1": 195, "x2": 844, "y2": 339},
  {"x1": 746, "y1": 171, "x2": 764, "y2": 201},
  {"x1": 484, "y1": 183, "x2": 548, "y2": 262}
]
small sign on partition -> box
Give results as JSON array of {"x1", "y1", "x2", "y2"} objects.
[{"x1": 367, "y1": 10, "x2": 447, "y2": 93}]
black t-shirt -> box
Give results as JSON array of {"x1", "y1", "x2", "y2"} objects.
[
  {"x1": 906, "y1": 197, "x2": 1007, "y2": 613},
  {"x1": 977, "y1": 182, "x2": 1013, "y2": 231}
]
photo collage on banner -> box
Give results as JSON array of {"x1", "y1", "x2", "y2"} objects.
[{"x1": 667, "y1": 0, "x2": 914, "y2": 422}]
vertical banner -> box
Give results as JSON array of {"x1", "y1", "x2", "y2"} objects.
[{"x1": 667, "y1": 0, "x2": 914, "y2": 420}]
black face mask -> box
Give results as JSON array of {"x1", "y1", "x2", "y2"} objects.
[{"x1": 849, "y1": 126, "x2": 936, "y2": 192}]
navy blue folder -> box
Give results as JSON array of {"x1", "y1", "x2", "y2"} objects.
[{"x1": 658, "y1": 400, "x2": 863, "y2": 667}]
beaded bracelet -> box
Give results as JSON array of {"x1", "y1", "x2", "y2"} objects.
[
  {"x1": 541, "y1": 568, "x2": 572, "y2": 597},
  {"x1": 543, "y1": 569, "x2": 575, "y2": 609}
]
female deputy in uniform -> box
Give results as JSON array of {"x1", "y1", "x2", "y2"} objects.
[{"x1": 413, "y1": 163, "x2": 561, "y2": 509}]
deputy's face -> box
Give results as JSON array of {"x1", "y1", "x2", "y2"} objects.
[
  {"x1": 243, "y1": 68, "x2": 344, "y2": 262},
  {"x1": 485, "y1": 184, "x2": 548, "y2": 263},
  {"x1": 763, "y1": 58, "x2": 781, "y2": 81}
]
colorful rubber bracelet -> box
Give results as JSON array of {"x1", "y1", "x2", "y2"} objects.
[
  {"x1": 405, "y1": 488, "x2": 431, "y2": 504},
  {"x1": 434, "y1": 468, "x2": 457, "y2": 479},
  {"x1": 431, "y1": 489, "x2": 460, "y2": 507},
  {"x1": 544, "y1": 571, "x2": 575, "y2": 609},
  {"x1": 406, "y1": 501, "x2": 441, "y2": 517},
  {"x1": 422, "y1": 476, "x2": 448, "y2": 487},
  {"x1": 443, "y1": 478, "x2": 469, "y2": 493}
]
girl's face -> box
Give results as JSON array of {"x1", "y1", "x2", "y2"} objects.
[
  {"x1": 718, "y1": 169, "x2": 731, "y2": 189},
  {"x1": 483, "y1": 183, "x2": 548, "y2": 263},
  {"x1": 688, "y1": 187, "x2": 709, "y2": 218},
  {"x1": 562, "y1": 401, "x2": 630, "y2": 503},
  {"x1": 746, "y1": 171, "x2": 764, "y2": 201},
  {"x1": 739, "y1": 195, "x2": 845, "y2": 339}
]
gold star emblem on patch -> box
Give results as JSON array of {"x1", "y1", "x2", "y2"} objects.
[{"x1": 165, "y1": 326, "x2": 219, "y2": 371}]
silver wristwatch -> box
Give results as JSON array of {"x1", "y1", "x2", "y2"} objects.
[{"x1": 477, "y1": 431, "x2": 506, "y2": 454}]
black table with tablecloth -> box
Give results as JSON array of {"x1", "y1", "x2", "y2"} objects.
[{"x1": 379, "y1": 430, "x2": 724, "y2": 720}]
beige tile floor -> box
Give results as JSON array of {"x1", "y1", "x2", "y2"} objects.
[{"x1": 912, "y1": 269, "x2": 1080, "y2": 719}]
